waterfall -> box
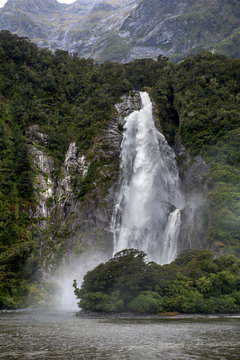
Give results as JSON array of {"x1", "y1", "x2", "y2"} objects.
[
  {"x1": 112, "y1": 92, "x2": 184, "y2": 264},
  {"x1": 160, "y1": 209, "x2": 181, "y2": 264}
]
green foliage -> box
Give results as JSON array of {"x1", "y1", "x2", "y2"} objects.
[
  {"x1": 74, "y1": 249, "x2": 240, "y2": 314},
  {"x1": 168, "y1": 52, "x2": 240, "y2": 253},
  {"x1": 1, "y1": 31, "x2": 240, "y2": 309},
  {"x1": 165, "y1": 275, "x2": 204, "y2": 313},
  {"x1": 0, "y1": 31, "x2": 136, "y2": 308},
  {"x1": 76, "y1": 161, "x2": 98, "y2": 198},
  {"x1": 127, "y1": 291, "x2": 163, "y2": 313},
  {"x1": 0, "y1": 241, "x2": 42, "y2": 308},
  {"x1": 125, "y1": 51, "x2": 240, "y2": 256},
  {"x1": 74, "y1": 249, "x2": 150, "y2": 311}
]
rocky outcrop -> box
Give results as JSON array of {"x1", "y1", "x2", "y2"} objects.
[
  {"x1": 175, "y1": 137, "x2": 210, "y2": 251},
  {"x1": 120, "y1": 0, "x2": 240, "y2": 61},
  {"x1": 107, "y1": 91, "x2": 141, "y2": 153},
  {"x1": 27, "y1": 125, "x2": 48, "y2": 145},
  {"x1": 5, "y1": 0, "x2": 62, "y2": 13},
  {"x1": 57, "y1": 142, "x2": 88, "y2": 198},
  {"x1": 29, "y1": 146, "x2": 55, "y2": 220},
  {"x1": 27, "y1": 91, "x2": 142, "y2": 270},
  {"x1": 27, "y1": 125, "x2": 55, "y2": 230},
  {"x1": 56, "y1": 91, "x2": 142, "y2": 263}
]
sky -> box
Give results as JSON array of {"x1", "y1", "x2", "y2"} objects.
[
  {"x1": 0, "y1": 0, "x2": 76, "y2": 8},
  {"x1": 0, "y1": 0, "x2": 8, "y2": 6}
]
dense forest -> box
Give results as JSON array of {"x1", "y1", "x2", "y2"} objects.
[
  {"x1": 74, "y1": 249, "x2": 240, "y2": 314},
  {"x1": 0, "y1": 31, "x2": 240, "y2": 309}
]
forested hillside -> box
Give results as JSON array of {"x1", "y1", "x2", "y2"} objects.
[
  {"x1": 0, "y1": 31, "x2": 240, "y2": 309},
  {"x1": 0, "y1": 30, "x2": 132, "y2": 308}
]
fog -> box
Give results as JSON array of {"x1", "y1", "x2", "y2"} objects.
[{"x1": 52, "y1": 251, "x2": 109, "y2": 311}]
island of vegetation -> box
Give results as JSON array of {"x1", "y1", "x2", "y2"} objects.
[{"x1": 73, "y1": 249, "x2": 240, "y2": 314}]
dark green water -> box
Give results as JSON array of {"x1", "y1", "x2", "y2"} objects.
[{"x1": 0, "y1": 310, "x2": 239, "y2": 359}]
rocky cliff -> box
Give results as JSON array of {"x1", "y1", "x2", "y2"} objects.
[
  {"x1": 175, "y1": 138, "x2": 210, "y2": 253},
  {"x1": 27, "y1": 89, "x2": 211, "y2": 275},
  {"x1": 0, "y1": 0, "x2": 239, "y2": 62},
  {"x1": 0, "y1": 32, "x2": 239, "y2": 309},
  {"x1": 121, "y1": 0, "x2": 240, "y2": 61},
  {"x1": 27, "y1": 91, "x2": 142, "y2": 271}
]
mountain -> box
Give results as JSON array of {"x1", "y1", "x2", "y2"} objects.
[
  {"x1": 120, "y1": 0, "x2": 240, "y2": 61},
  {"x1": 0, "y1": 32, "x2": 240, "y2": 309},
  {"x1": 0, "y1": 0, "x2": 239, "y2": 62},
  {"x1": 0, "y1": 0, "x2": 139, "y2": 62}
]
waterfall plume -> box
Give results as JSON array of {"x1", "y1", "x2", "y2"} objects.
[{"x1": 112, "y1": 92, "x2": 184, "y2": 264}]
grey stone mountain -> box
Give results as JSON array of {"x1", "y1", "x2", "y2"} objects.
[
  {"x1": 0, "y1": 0, "x2": 239, "y2": 63},
  {"x1": 4, "y1": 0, "x2": 62, "y2": 12}
]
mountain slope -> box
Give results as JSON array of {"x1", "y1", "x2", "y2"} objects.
[
  {"x1": 0, "y1": 32, "x2": 240, "y2": 309},
  {"x1": 120, "y1": 0, "x2": 240, "y2": 61},
  {"x1": 0, "y1": 0, "x2": 239, "y2": 62},
  {"x1": 0, "y1": 0, "x2": 139, "y2": 61}
]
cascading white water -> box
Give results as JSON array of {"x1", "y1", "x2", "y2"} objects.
[
  {"x1": 112, "y1": 92, "x2": 184, "y2": 264},
  {"x1": 160, "y1": 209, "x2": 181, "y2": 264}
]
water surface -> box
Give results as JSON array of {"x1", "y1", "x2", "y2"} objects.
[{"x1": 0, "y1": 310, "x2": 239, "y2": 359}]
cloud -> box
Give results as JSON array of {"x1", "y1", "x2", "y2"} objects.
[{"x1": 0, "y1": 0, "x2": 7, "y2": 8}]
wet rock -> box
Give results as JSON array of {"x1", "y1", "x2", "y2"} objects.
[
  {"x1": 115, "y1": 91, "x2": 142, "y2": 123},
  {"x1": 27, "y1": 124, "x2": 49, "y2": 145},
  {"x1": 29, "y1": 147, "x2": 54, "y2": 175},
  {"x1": 175, "y1": 136, "x2": 210, "y2": 251},
  {"x1": 27, "y1": 92, "x2": 142, "y2": 269},
  {"x1": 57, "y1": 142, "x2": 89, "y2": 197},
  {"x1": 107, "y1": 91, "x2": 142, "y2": 157},
  {"x1": 28, "y1": 126, "x2": 55, "y2": 222}
]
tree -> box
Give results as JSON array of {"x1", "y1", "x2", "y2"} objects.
[{"x1": 73, "y1": 249, "x2": 150, "y2": 311}]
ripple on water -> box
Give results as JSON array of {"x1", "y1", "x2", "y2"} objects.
[{"x1": 0, "y1": 311, "x2": 240, "y2": 360}]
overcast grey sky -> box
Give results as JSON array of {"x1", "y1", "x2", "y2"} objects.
[{"x1": 0, "y1": 0, "x2": 76, "y2": 7}]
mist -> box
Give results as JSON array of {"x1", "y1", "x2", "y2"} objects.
[{"x1": 51, "y1": 251, "x2": 109, "y2": 311}]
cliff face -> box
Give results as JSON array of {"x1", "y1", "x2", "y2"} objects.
[
  {"x1": 175, "y1": 138, "x2": 210, "y2": 253},
  {"x1": 121, "y1": 0, "x2": 240, "y2": 61},
  {"x1": 28, "y1": 89, "x2": 211, "y2": 273},
  {"x1": 27, "y1": 91, "x2": 142, "y2": 270},
  {"x1": 5, "y1": 0, "x2": 62, "y2": 13},
  {"x1": 0, "y1": 0, "x2": 239, "y2": 62},
  {"x1": 0, "y1": 0, "x2": 139, "y2": 61},
  {"x1": 0, "y1": 31, "x2": 239, "y2": 310}
]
